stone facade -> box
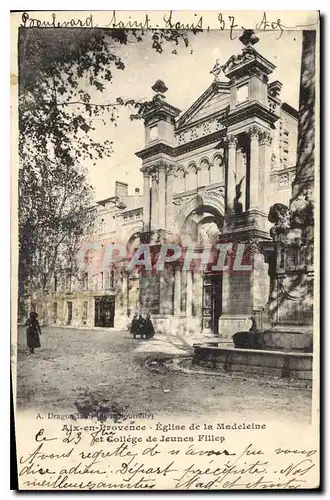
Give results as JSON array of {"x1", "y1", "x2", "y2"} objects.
[{"x1": 32, "y1": 31, "x2": 303, "y2": 339}]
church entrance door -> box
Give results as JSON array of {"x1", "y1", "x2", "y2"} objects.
[
  {"x1": 94, "y1": 297, "x2": 115, "y2": 328},
  {"x1": 202, "y1": 275, "x2": 222, "y2": 335}
]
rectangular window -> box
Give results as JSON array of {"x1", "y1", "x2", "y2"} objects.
[
  {"x1": 100, "y1": 272, "x2": 104, "y2": 289},
  {"x1": 53, "y1": 303, "x2": 57, "y2": 323},
  {"x1": 110, "y1": 270, "x2": 115, "y2": 288}
]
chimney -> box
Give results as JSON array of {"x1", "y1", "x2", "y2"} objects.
[{"x1": 115, "y1": 181, "x2": 128, "y2": 198}]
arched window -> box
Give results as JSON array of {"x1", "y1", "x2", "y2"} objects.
[
  {"x1": 199, "y1": 158, "x2": 211, "y2": 186},
  {"x1": 213, "y1": 153, "x2": 225, "y2": 183},
  {"x1": 186, "y1": 162, "x2": 198, "y2": 190}
]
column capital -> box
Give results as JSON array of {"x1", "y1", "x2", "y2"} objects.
[
  {"x1": 142, "y1": 168, "x2": 150, "y2": 177},
  {"x1": 157, "y1": 162, "x2": 167, "y2": 173},
  {"x1": 152, "y1": 159, "x2": 175, "y2": 171},
  {"x1": 248, "y1": 125, "x2": 262, "y2": 140},
  {"x1": 150, "y1": 169, "x2": 158, "y2": 182},
  {"x1": 259, "y1": 130, "x2": 273, "y2": 146},
  {"x1": 225, "y1": 134, "x2": 238, "y2": 147},
  {"x1": 177, "y1": 165, "x2": 188, "y2": 177},
  {"x1": 165, "y1": 163, "x2": 176, "y2": 177}
]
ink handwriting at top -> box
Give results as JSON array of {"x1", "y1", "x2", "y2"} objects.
[
  {"x1": 20, "y1": 12, "x2": 94, "y2": 28},
  {"x1": 255, "y1": 12, "x2": 285, "y2": 39},
  {"x1": 18, "y1": 10, "x2": 317, "y2": 40},
  {"x1": 217, "y1": 14, "x2": 238, "y2": 40},
  {"x1": 163, "y1": 11, "x2": 204, "y2": 31}
]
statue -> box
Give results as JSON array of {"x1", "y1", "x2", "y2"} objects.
[
  {"x1": 268, "y1": 203, "x2": 290, "y2": 241},
  {"x1": 221, "y1": 29, "x2": 258, "y2": 75},
  {"x1": 222, "y1": 54, "x2": 237, "y2": 72},
  {"x1": 210, "y1": 59, "x2": 224, "y2": 80},
  {"x1": 233, "y1": 176, "x2": 245, "y2": 215},
  {"x1": 290, "y1": 188, "x2": 314, "y2": 229}
]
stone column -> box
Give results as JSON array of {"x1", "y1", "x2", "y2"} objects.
[
  {"x1": 151, "y1": 170, "x2": 159, "y2": 230},
  {"x1": 236, "y1": 147, "x2": 246, "y2": 212},
  {"x1": 200, "y1": 160, "x2": 210, "y2": 187},
  {"x1": 126, "y1": 272, "x2": 130, "y2": 315},
  {"x1": 226, "y1": 134, "x2": 237, "y2": 213},
  {"x1": 177, "y1": 167, "x2": 184, "y2": 192},
  {"x1": 166, "y1": 165, "x2": 174, "y2": 229},
  {"x1": 174, "y1": 268, "x2": 181, "y2": 315},
  {"x1": 192, "y1": 166, "x2": 199, "y2": 190},
  {"x1": 193, "y1": 271, "x2": 203, "y2": 319},
  {"x1": 186, "y1": 271, "x2": 193, "y2": 317},
  {"x1": 196, "y1": 165, "x2": 203, "y2": 188},
  {"x1": 209, "y1": 162, "x2": 215, "y2": 184},
  {"x1": 183, "y1": 170, "x2": 188, "y2": 191},
  {"x1": 248, "y1": 125, "x2": 261, "y2": 210},
  {"x1": 142, "y1": 170, "x2": 150, "y2": 232},
  {"x1": 259, "y1": 131, "x2": 272, "y2": 213},
  {"x1": 158, "y1": 163, "x2": 166, "y2": 229}
]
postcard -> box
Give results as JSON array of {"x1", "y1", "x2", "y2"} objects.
[{"x1": 11, "y1": 10, "x2": 320, "y2": 490}]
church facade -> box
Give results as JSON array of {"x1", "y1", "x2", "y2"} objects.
[{"x1": 35, "y1": 31, "x2": 300, "y2": 338}]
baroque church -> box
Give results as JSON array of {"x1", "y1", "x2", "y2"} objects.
[{"x1": 36, "y1": 30, "x2": 301, "y2": 339}]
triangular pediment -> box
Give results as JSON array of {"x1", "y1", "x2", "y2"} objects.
[{"x1": 177, "y1": 81, "x2": 230, "y2": 130}]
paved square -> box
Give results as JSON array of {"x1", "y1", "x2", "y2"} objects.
[{"x1": 15, "y1": 326, "x2": 312, "y2": 423}]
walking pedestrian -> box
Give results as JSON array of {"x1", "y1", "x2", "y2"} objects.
[
  {"x1": 25, "y1": 312, "x2": 42, "y2": 354},
  {"x1": 130, "y1": 312, "x2": 140, "y2": 338}
]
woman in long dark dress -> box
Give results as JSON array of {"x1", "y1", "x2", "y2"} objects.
[
  {"x1": 144, "y1": 314, "x2": 155, "y2": 339},
  {"x1": 130, "y1": 313, "x2": 140, "y2": 338},
  {"x1": 25, "y1": 312, "x2": 42, "y2": 354}
]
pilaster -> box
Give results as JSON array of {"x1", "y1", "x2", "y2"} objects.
[
  {"x1": 248, "y1": 125, "x2": 261, "y2": 210},
  {"x1": 226, "y1": 134, "x2": 238, "y2": 214},
  {"x1": 259, "y1": 131, "x2": 273, "y2": 213},
  {"x1": 142, "y1": 170, "x2": 151, "y2": 232},
  {"x1": 150, "y1": 169, "x2": 159, "y2": 230}
]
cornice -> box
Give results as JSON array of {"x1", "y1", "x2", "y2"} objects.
[
  {"x1": 222, "y1": 101, "x2": 279, "y2": 128},
  {"x1": 135, "y1": 129, "x2": 227, "y2": 160}
]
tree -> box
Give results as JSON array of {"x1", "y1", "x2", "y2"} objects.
[{"x1": 18, "y1": 27, "x2": 201, "y2": 302}]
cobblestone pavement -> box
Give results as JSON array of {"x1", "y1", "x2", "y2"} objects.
[{"x1": 15, "y1": 326, "x2": 312, "y2": 423}]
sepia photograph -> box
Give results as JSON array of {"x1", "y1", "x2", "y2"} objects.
[{"x1": 11, "y1": 10, "x2": 319, "y2": 490}]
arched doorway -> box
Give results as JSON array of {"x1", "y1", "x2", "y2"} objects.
[{"x1": 180, "y1": 203, "x2": 224, "y2": 334}]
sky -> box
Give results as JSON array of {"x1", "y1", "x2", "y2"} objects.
[{"x1": 85, "y1": 29, "x2": 303, "y2": 201}]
